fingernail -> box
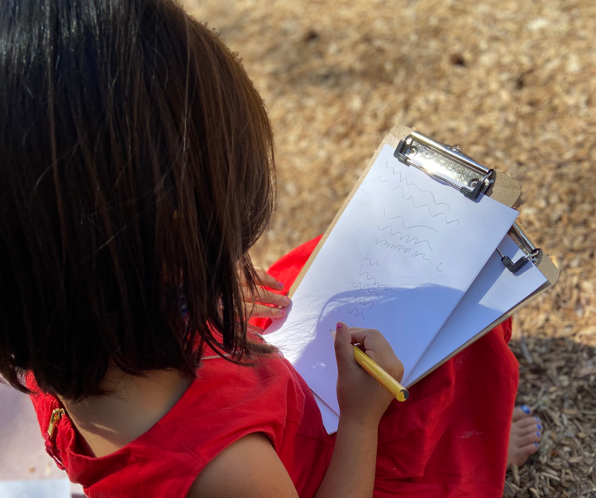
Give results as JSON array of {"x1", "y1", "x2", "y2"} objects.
[
  {"x1": 284, "y1": 296, "x2": 291, "y2": 305},
  {"x1": 277, "y1": 281, "x2": 284, "y2": 289},
  {"x1": 279, "y1": 309, "x2": 285, "y2": 316},
  {"x1": 536, "y1": 432, "x2": 541, "y2": 437},
  {"x1": 522, "y1": 405, "x2": 530, "y2": 414},
  {"x1": 534, "y1": 416, "x2": 540, "y2": 422},
  {"x1": 537, "y1": 424, "x2": 542, "y2": 430},
  {"x1": 336, "y1": 322, "x2": 342, "y2": 331},
  {"x1": 534, "y1": 443, "x2": 539, "y2": 448}
]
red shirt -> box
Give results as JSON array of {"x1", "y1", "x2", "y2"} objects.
[{"x1": 29, "y1": 236, "x2": 518, "y2": 497}]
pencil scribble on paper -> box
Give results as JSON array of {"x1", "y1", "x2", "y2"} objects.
[
  {"x1": 385, "y1": 162, "x2": 451, "y2": 210},
  {"x1": 352, "y1": 283, "x2": 380, "y2": 298},
  {"x1": 379, "y1": 209, "x2": 445, "y2": 271},
  {"x1": 358, "y1": 265, "x2": 394, "y2": 291},
  {"x1": 378, "y1": 225, "x2": 433, "y2": 251},
  {"x1": 345, "y1": 255, "x2": 395, "y2": 322},
  {"x1": 364, "y1": 253, "x2": 379, "y2": 267},
  {"x1": 347, "y1": 296, "x2": 374, "y2": 310},
  {"x1": 382, "y1": 208, "x2": 437, "y2": 232},
  {"x1": 374, "y1": 237, "x2": 434, "y2": 267},
  {"x1": 347, "y1": 307, "x2": 365, "y2": 320},
  {"x1": 379, "y1": 178, "x2": 460, "y2": 225},
  {"x1": 411, "y1": 250, "x2": 433, "y2": 264}
]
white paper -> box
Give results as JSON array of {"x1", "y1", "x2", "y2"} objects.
[
  {"x1": 311, "y1": 234, "x2": 547, "y2": 434},
  {"x1": 265, "y1": 144, "x2": 518, "y2": 415},
  {"x1": 0, "y1": 479, "x2": 71, "y2": 498},
  {"x1": 314, "y1": 394, "x2": 340, "y2": 434},
  {"x1": 405, "y1": 235, "x2": 547, "y2": 386}
]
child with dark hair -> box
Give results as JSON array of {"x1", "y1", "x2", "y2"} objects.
[{"x1": 0, "y1": 1, "x2": 541, "y2": 496}]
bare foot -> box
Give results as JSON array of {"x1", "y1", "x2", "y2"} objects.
[{"x1": 507, "y1": 405, "x2": 542, "y2": 468}]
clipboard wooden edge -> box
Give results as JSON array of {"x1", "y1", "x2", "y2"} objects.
[{"x1": 289, "y1": 124, "x2": 524, "y2": 297}]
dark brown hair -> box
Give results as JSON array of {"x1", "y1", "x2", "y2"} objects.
[{"x1": 0, "y1": 0, "x2": 275, "y2": 400}]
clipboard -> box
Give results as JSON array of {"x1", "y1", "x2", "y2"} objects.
[{"x1": 288, "y1": 124, "x2": 559, "y2": 387}]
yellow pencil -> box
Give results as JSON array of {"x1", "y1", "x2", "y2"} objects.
[
  {"x1": 332, "y1": 330, "x2": 409, "y2": 402},
  {"x1": 352, "y1": 344, "x2": 409, "y2": 402}
]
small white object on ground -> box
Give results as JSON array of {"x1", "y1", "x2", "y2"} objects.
[{"x1": 0, "y1": 478, "x2": 70, "y2": 498}]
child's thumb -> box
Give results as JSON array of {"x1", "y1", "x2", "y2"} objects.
[{"x1": 333, "y1": 322, "x2": 354, "y2": 371}]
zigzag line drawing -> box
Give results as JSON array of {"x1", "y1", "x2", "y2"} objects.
[
  {"x1": 375, "y1": 238, "x2": 434, "y2": 267},
  {"x1": 347, "y1": 296, "x2": 374, "y2": 310},
  {"x1": 411, "y1": 250, "x2": 434, "y2": 265},
  {"x1": 352, "y1": 283, "x2": 380, "y2": 297},
  {"x1": 378, "y1": 225, "x2": 433, "y2": 251},
  {"x1": 347, "y1": 307, "x2": 365, "y2": 320},
  {"x1": 357, "y1": 266, "x2": 393, "y2": 292},
  {"x1": 364, "y1": 253, "x2": 379, "y2": 266},
  {"x1": 379, "y1": 179, "x2": 460, "y2": 225},
  {"x1": 375, "y1": 237, "x2": 412, "y2": 253},
  {"x1": 382, "y1": 208, "x2": 438, "y2": 231},
  {"x1": 385, "y1": 162, "x2": 450, "y2": 210}
]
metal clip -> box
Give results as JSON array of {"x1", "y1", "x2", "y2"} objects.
[
  {"x1": 497, "y1": 223, "x2": 542, "y2": 273},
  {"x1": 394, "y1": 132, "x2": 494, "y2": 200},
  {"x1": 496, "y1": 247, "x2": 540, "y2": 273},
  {"x1": 460, "y1": 169, "x2": 495, "y2": 200},
  {"x1": 47, "y1": 408, "x2": 64, "y2": 440}
]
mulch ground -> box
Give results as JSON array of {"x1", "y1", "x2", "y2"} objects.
[{"x1": 183, "y1": 1, "x2": 596, "y2": 495}]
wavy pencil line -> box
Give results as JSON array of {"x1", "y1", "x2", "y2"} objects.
[
  {"x1": 348, "y1": 308, "x2": 365, "y2": 320},
  {"x1": 352, "y1": 283, "x2": 380, "y2": 297},
  {"x1": 385, "y1": 162, "x2": 450, "y2": 210},
  {"x1": 364, "y1": 253, "x2": 379, "y2": 267},
  {"x1": 380, "y1": 179, "x2": 460, "y2": 225},
  {"x1": 378, "y1": 225, "x2": 433, "y2": 251},
  {"x1": 375, "y1": 237, "x2": 412, "y2": 253},
  {"x1": 365, "y1": 283, "x2": 391, "y2": 293},
  {"x1": 411, "y1": 251, "x2": 434, "y2": 266},
  {"x1": 376, "y1": 238, "x2": 434, "y2": 266},
  {"x1": 358, "y1": 266, "x2": 377, "y2": 283},
  {"x1": 356, "y1": 267, "x2": 393, "y2": 292},
  {"x1": 382, "y1": 208, "x2": 438, "y2": 232},
  {"x1": 348, "y1": 296, "x2": 374, "y2": 310}
]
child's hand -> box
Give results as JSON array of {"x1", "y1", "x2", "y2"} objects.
[
  {"x1": 241, "y1": 269, "x2": 290, "y2": 319},
  {"x1": 334, "y1": 323, "x2": 404, "y2": 427}
]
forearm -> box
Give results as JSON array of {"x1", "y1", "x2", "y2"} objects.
[{"x1": 315, "y1": 417, "x2": 378, "y2": 498}]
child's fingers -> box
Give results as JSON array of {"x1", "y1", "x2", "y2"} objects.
[
  {"x1": 333, "y1": 323, "x2": 358, "y2": 374},
  {"x1": 246, "y1": 303, "x2": 287, "y2": 319},
  {"x1": 349, "y1": 327, "x2": 393, "y2": 352},
  {"x1": 254, "y1": 269, "x2": 284, "y2": 290},
  {"x1": 244, "y1": 289, "x2": 290, "y2": 307},
  {"x1": 346, "y1": 327, "x2": 404, "y2": 382}
]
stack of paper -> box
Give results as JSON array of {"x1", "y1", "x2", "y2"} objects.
[{"x1": 264, "y1": 144, "x2": 546, "y2": 433}]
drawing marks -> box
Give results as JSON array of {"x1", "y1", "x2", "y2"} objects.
[
  {"x1": 346, "y1": 254, "x2": 392, "y2": 325},
  {"x1": 264, "y1": 143, "x2": 519, "y2": 418}
]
